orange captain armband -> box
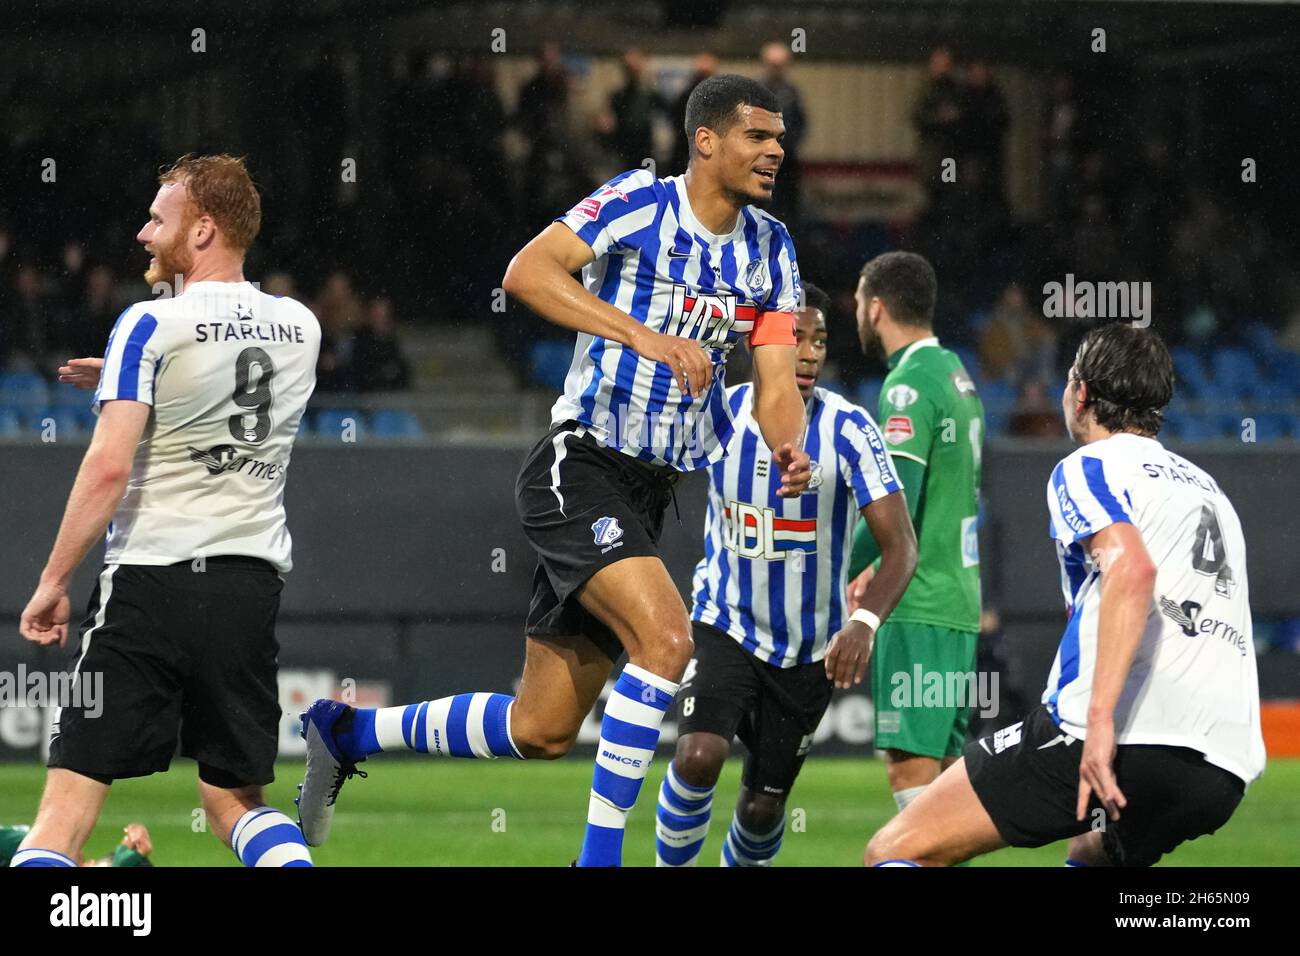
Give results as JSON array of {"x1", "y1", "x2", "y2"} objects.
[{"x1": 749, "y1": 309, "x2": 796, "y2": 347}]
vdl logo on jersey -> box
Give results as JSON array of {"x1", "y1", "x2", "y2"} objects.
[
  {"x1": 722, "y1": 501, "x2": 816, "y2": 561},
  {"x1": 666, "y1": 284, "x2": 743, "y2": 349}
]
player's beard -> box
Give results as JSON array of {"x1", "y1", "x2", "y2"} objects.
[
  {"x1": 144, "y1": 227, "x2": 195, "y2": 288},
  {"x1": 858, "y1": 320, "x2": 882, "y2": 360}
]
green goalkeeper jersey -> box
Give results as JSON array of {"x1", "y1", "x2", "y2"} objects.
[{"x1": 850, "y1": 337, "x2": 983, "y2": 633}]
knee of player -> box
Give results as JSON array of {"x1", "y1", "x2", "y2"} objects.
[
  {"x1": 651, "y1": 625, "x2": 694, "y2": 670},
  {"x1": 672, "y1": 738, "x2": 725, "y2": 788},
  {"x1": 736, "y1": 792, "x2": 786, "y2": 834},
  {"x1": 513, "y1": 727, "x2": 577, "y2": 761}
]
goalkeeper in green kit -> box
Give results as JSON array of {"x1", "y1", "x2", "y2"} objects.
[{"x1": 846, "y1": 252, "x2": 984, "y2": 816}]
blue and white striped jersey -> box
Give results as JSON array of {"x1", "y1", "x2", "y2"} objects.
[
  {"x1": 94, "y1": 281, "x2": 320, "y2": 572},
  {"x1": 1044, "y1": 433, "x2": 1264, "y2": 784},
  {"x1": 552, "y1": 169, "x2": 802, "y2": 472},
  {"x1": 691, "y1": 385, "x2": 902, "y2": 668}
]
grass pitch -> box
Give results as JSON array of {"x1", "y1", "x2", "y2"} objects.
[{"x1": 1, "y1": 757, "x2": 1295, "y2": 866}]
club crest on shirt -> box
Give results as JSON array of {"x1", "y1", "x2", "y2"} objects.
[
  {"x1": 592, "y1": 515, "x2": 624, "y2": 547},
  {"x1": 744, "y1": 260, "x2": 768, "y2": 298},
  {"x1": 886, "y1": 384, "x2": 919, "y2": 409}
]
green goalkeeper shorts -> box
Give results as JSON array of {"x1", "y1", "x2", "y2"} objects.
[{"x1": 870, "y1": 621, "x2": 980, "y2": 758}]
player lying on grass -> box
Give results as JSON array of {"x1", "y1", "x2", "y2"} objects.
[
  {"x1": 865, "y1": 323, "x2": 1265, "y2": 866},
  {"x1": 0, "y1": 822, "x2": 153, "y2": 867},
  {"x1": 654, "y1": 282, "x2": 917, "y2": 866},
  {"x1": 297, "y1": 74, "x2": 812, "y2": 866},
  {"x1": 845, "y1": 252, "x2": 985, "y2": 817}
]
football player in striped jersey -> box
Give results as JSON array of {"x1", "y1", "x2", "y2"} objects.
[{"x1": 655, "y1": 282, "x2": 917, "y2": 866}]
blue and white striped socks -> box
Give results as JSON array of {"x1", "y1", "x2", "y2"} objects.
[
  {"x1": 577, "y1": 664, "x2": 678, "y2": 867},
  {"x1": 231, "y1": 807, "x2": 313, "y2": 867},
  {"x1": 721, "y1": 815, "x2": 784, "y2": 866},
  {"x1": 336, "y1": 693, "x2": 523, "y2": 760},
  {"x1": 10, "y1": 848, "x2": 76, "y2": 867},
  {"x1": 655, "y1": 763, "x2": 715, "y2": 866}
]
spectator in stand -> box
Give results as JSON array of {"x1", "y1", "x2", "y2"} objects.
[
  {"x1": 353, "y1": 296, "x2": 412, "y2": 393},
  {"x1": 313, "y1": 271, "x2": 361, "y2": 393},
  {"x1": 516, "y1": 43, "x2": 591, "y2": 227},
  {"x1": 669, "y1": 51, "x2": 718, "y2": 175},
  {"x1": 5, "y1": 264, "x2": 48, "y2": 375},
  {"x1": 761, "y1": 40, "x2": 808, "y2": 226},
  {"x1": 603, "y1": 48, "x2": 666, "y2": 172},
  {"x1": 911, "y1": 46, "x2": 964, "y2": 201},
  {"x1": 1043, "y1": 73, "x2": 1080, "y2": 220},
  {"x1": 978, "y1": 282, "x2": 1055, "y2": 387},
  {"x1": 52, "y1": 264, "x2": 119, "y2": 362},
  {"x1": 1008, "y1": 380, "x2": 1063, "y2": 438},
  {"x1": 960, "y1": 60, "x2": 1009, "y2": 203}
]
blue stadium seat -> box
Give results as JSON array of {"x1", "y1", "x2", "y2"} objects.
[
  {"x1": 370, "y1": 409, "x2": 424, "y2": 438},
  {"x1": 1211, "y1": 348, "x2": 1260, "y2": 399},
  {"x1": 0, "y1": 373, "x2": 49, "y2": 412},
  {"x1": 49, "y1": 382, "x2": 89, "y2": 409},
  {"x1": 314, "y1": 409, "x2": 366, "y2": 441},
  {"x1": 1244, "y1": 323, "x2": 1277, "y2": 358},
  {"x1": 1171, "y1": 347, "x2": 1210, "y2": 399},
  {"x1": 530, "y1": 342, "x2": 572, "y2": 393},
  {"x1": 1270, "y1": 351, "x2": 1300, "y2": 398}
]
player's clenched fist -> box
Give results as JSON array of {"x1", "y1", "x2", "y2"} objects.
[
  {"x1": 19, "y1": 582, "x2": 70, "y2": 647},
  {"x1": 631, "y1": 327, "x2": 714, "y2": 398},
  {"x1": 58, "y1": 357, "x2": 104, "y2": 390},
  {"x1": 824, "y1": 620, "x2": 874, "y2": 690},
  {"x1": 773, "y1": 442, "x2": 811, "y2": 497}
]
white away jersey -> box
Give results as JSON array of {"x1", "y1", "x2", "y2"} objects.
[
  {"x1": 1044, "y1": 433, "x2": 1264, "y2": 784},
  {"x1": 552, "y1": 169, "x2": 801, "y2": 472},
  {"x1": 692, "y1": 385, "x2": 902, "y2": 668},
  {"x1": 94, "y1": 280, "x2": 321, "y2": 572}
]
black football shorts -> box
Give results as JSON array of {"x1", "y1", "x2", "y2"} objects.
[
  {"x1": 964, "y1": 704, "x2": 1246, "y2": 866},
  {"x1": 674, "y1": 622, "x2": 834, "y2": 798},
  {"x1": 48, "y1": 557, "x2": 284, "y2": 787},
  {"x1": 516, "y1": 421, "x2": 680, "y2": 662}
]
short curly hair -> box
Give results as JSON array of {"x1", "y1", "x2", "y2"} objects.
[{"x1": 159, "y1": 153, "x2": 262, "y2": 252}]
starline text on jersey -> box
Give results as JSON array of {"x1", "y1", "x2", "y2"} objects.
[{"x1": 193, "y1": 321, "x2": 306, "y2": 344}]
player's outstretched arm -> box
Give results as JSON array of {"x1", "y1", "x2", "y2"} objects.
[
  {"x1": 751, "y1": 342, "x2": 809, "y2": 496},
  {"x1": 19, "y1": 400, "x2": 149, "y2": 648},
  {"x1": 1076, "y1": 521, "x2": 1156, "y2": 822},
  {"x1": 825, "y1": 492, "x2": 918, "y2": 689},
  {"x1": 502, "y1": 222, "x2": 712, "y2": 396}
]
